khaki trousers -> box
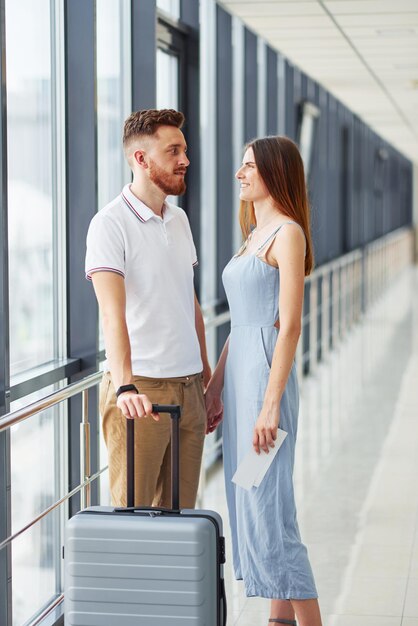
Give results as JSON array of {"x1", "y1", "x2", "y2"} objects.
[{"x1": 99, "y1": 371, "x2": 206, "y2": 509}]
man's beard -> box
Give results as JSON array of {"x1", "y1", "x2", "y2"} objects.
[{"x1": 149, "y1": 159, "x2": 187, "y2": 196}]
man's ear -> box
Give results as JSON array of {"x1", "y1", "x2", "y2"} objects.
[{"x1": 133, "y1": 149, "x2": 148, "y2": 169}]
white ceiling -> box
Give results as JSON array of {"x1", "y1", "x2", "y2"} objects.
[{"x1": 220, "y1": 0, "x2": 418, "y2": 164}]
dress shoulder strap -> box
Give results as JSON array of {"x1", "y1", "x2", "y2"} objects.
[
  {"x1": 234, "y1": 229, "x2": 254, "y2": 257},
  {"x1": 256, "y1": 220, "x2": 305, "y2": 253}
]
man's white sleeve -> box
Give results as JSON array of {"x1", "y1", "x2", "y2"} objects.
[
  {"x1": 181, "y1": 211, "x2": 198, "y2": 267},
  {"x1": 85, "y1": 214, "x2": 125, "y2": 280}
]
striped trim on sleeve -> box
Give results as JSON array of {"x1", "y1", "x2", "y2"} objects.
[{"x1": 86, "y1": 267, "x2": 125, "y2": 281}]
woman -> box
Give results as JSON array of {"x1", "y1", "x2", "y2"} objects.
[{"x1": 205, "y1": 136, "x2": 322, "y2": 626}]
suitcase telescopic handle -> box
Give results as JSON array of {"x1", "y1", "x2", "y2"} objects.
[{"x1": 126, "y1": 404, "x2": 182, "y2": 511}]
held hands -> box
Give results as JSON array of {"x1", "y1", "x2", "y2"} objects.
[
  {"x1": 253, "y1": 404, "x2": 280, "y2": 454},
  {"x1": 204, "y1": 385, "x2": 224, "y2": 434},
  {"x1": 116, "y1": 391, "x2": 160, "y2": 421}
]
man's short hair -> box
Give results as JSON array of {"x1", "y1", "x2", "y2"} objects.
[{"x1": 123, "y1": 109, "x2": 185, "y2": 149}]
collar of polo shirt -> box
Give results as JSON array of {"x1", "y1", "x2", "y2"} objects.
[{"x1": 121, "y1": 183, "x2": 175, "y2": 224}]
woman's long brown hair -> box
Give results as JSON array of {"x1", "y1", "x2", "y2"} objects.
[{"x1": 238, "y1": 136, "x2": 314, "y2": 276}]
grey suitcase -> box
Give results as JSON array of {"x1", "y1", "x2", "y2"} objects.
[{"x1": 64, "y1": 404, "x2": 227, "y2": 625}]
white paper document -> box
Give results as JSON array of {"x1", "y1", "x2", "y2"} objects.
[{"x1": 231, "y1": 429, "x2": 288, "y2": 491}]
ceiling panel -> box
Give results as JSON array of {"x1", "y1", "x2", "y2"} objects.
[
  {"x1": 343, "y1": 26, "x2": 418, "y2": 38},
  {"x1": 254, "y1": 27, "x2": 341, "y2": 37},
  {"x1": 219, "y1": 0, "x2": 418, "y2": 161},
  {"x1": 242, "y1": 15, "x2": 334, "y2": 27},
  {"x1": 223, "y1": 0, "x2": 318, "y2": 3},
  {"x1": 230, "y1": 2, "x2": 325, "y2": 16},
  {"x1": 323, "y1": 1, "x2": 418, "y2": 15},
  {"x1": 266, "y1": 37, "x2": 351, "y2": 48},
  {"x1": 335, "y1": 13, "x2": 418, "y2": 27}
]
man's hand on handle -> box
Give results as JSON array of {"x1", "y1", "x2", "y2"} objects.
[{"x1": 117, "y1": 391, "x2": 160, "y2": 421}]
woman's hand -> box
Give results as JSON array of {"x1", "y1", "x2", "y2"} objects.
[
  {"x1": 253, "y1": 405, "x2": 280, "y2": 454},
  {"x1": 204, "y1": 385, "x2": 224, "y2": 434}
]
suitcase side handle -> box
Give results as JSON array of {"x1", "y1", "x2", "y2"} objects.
[{"x1": 127, "y1": 404, "x2": 182, "y2": 511}]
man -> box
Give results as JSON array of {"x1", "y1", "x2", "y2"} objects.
[{"x1": 86, "y1": 109, "x2": 211, "y2": 509}]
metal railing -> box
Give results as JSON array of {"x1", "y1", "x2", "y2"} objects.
[
  {"x1": 0, "y1": 225, "x2": 414, "y2": 626},
  {"x1": 295, "y1": 227, "x2": 414, "y2": 381}
]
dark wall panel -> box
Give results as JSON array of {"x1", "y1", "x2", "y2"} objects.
[
  {"x1": 65, "y1": 0, "x2": 98, "y2": 373},
  {"x1": 284, "y1": 61, "x2": 295, "y2": 140},
  {"x1": 244, "y1": 28, "x2": 258, "y2": 142},
  {"x1": 327, "y1": 95, "x2": 340, "y2": 260},
  {"x1": 266, "y1": 46, "x2": 278, "y2": 136},
  {"x1": 277, "y1": 52, "x2": 286, "y2": 135},
  {"x1": 310, "y1": 86, "x2": 329, "y2": 266},
  {"x1": 181, "y1": 0, "x2": 201, "y2": 295},
  {"x1": 216, "y1": 5, "x2": 234, "y2": 307},
  {"x1": 132, "y1": 1, "x2": 157, "y2": 110},
  {"x1": 65, "y1": 0, "x2": 99, "y2": 516}
]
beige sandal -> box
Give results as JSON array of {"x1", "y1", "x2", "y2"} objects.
[{"x1": 268, "y1": 620, "x2": 297, "y2": 625}]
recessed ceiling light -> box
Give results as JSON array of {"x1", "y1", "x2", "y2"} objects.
[{"x1": 376, "y1": 28, "x2": 416, "y2": 37}]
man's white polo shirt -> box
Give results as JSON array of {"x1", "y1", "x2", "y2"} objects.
[{"x1": 85, "y1": 184, "x2": 202, "y2": 378}]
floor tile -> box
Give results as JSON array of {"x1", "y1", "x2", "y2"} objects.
[
  {"x1": 332, "y1": 576, "x2": 407, "y2": 616},
  {"x1": 326, "y1": 617, "x2": 401, "y2": 626},
  {"x1": 203, "y1": 268, "x2": 418, "y2": 626},
  {"x1": 233, "y1": 611, "x2": 270, "y2": 626},
  {"x1": 404, "y1": 579, "x2": 418, "y2": 617}
]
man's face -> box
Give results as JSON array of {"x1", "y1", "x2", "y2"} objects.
[{"x1": 144, "y1": 125, "x2": 190, "y2": 196}]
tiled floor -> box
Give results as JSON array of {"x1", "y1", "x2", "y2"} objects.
[{"x1": 201, "y1": 266, "x2": 418, "y2": 626}]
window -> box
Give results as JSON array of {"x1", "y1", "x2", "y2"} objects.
[
  {"x1": 157, "y1": 48, "x2": 179, "y2": 110},
  {"x1": 96, "y1": 0, "x2": 131, "y2": 354},
  {"x1": 6, "y1": 0, "x2": 56, "y2": 377},
  {"x1": 5, "y1": 1, "x2": 66, "y2": 622},
  {"x1": 297, "y1": 101, "x2": 320, "y2": 180},
  {"x1": 10, "y1": 387, "x2": 63, "y2": 626},
  {"x1": 157, "y1": 0, "x2": 180, "y2": 20},
  {"x1": 96, "y1": 0, "x2": 132, "y2": 499},
  {"x1": 156, "y1": 18, "x2": 185, "y2": 205},
  {"x1": 96, "y1": 0, "x2": 132, "y2": 213}
]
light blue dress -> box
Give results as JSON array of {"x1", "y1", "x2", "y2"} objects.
[{"x1": 222, "y1": 222, "x2": 318, "y2": 599}]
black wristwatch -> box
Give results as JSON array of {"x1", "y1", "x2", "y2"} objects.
[{"x1": 115, "y1": 384, "x2": 139, "y2": 398}]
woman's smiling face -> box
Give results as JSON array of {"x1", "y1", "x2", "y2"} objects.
[{"x1": 235, "y1": 147, "x2": 269, "y2": 203}]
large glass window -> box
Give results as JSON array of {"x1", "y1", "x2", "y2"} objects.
[
  {"x1": 6, "y1": 0, "x2": 55, "y2": 377},
  {"x1": 157, "y1": 48, "x2": 179, "y2": 110},
  {"x1": 10, "y1": 388, "x2": 63, "y2": 626},
  {"x1": 157, "y1": 0, "x2": 180, "y2": 20},
  {"x1": 96, "y1": 0, "x2": 132, "y2": 500},
  {"x1": 96, "y1": 0, "x2": 131, "y2": 212},
  {"x1": 156, "y1": 19, "x2": 184, "y2": 206},
  {"x1": 5, "y1": 2, "x2": 65, "y2": 623}
]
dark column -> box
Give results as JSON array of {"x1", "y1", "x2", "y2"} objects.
[
  {"x1": 327, "y1": 95, "x2": 340, "y2": 260},
  {"x1": 215, "y1": 4, "x2": 233, "y2": 353},
  {"x1": 181, "y1": 0, "x2": 201, "y2": 294},
  {"x1": 244, "y1": 28, "x2": 258, "y2": 142},
  {"x1": 132, "y1": 0, "x2": 157, "y2": 111},
  {"x1": 266, "y1": 46, "x2": 278, "y2": 136},
  {"x1": 284, "y1": 60, "x2": 295, "y2": 140},
  {"x1": 65, "y1": 0, "x2": 99, "y2": 516}
]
